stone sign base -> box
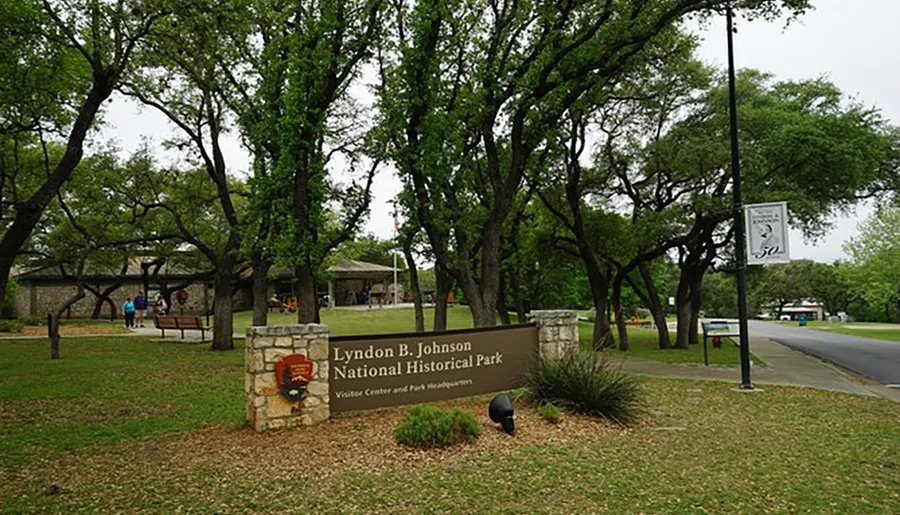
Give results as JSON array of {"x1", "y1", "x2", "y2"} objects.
[
  {"x1": 531, "y1": 310, "x2": 580, "y2": 358},
  {"x1": 245, "y1": 325, "x2": 331, "y2": 432}
]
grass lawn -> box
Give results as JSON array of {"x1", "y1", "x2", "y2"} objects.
[
  {"x1": 0, "y1": 336, "x2": 245, "y2": 472},
  {"x1": 232, "y1": 306, "x2": 485, "y2": 337},
  {"x1": 785, "y1": 321, "x2": 900, "y2": 342},
  {"x1": 578, "y1": 322, "x2": 755, "y2": 366},
  {"x1": 0, "y1": 318, "x2": 130, "y2": 337},
  {"x1": 1, "y1": 335, "x2": 898, "y2": 513}
]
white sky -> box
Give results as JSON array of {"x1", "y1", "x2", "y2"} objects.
[
  {"x1": 693, "y1": 0, "x2": 899, "y2": 262},
  {"x1": 97, "y1": 0, "x2": 898, "y2": 264}
]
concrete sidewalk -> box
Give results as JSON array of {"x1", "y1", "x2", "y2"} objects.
[{"x1": 618, "y1": 338, "x2": 893, "y2": 400}]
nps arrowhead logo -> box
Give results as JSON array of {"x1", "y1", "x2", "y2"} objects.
[{"x1": 275, "y1": 354, "x2": 314, "y2": 403}]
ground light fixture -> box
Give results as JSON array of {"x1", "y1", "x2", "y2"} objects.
[{"x1": 489, "y1": 394, "x2": 515, "y2": 435}]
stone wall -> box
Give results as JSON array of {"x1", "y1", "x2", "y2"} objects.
[
  {"x1": 13, "y1": 279, "x2": 214, "y2": 318},
  {"x1": 245, "y1": 324, "x2": 330, "y2": 432},
  {"x1": 531, "y1": 310, "x2": 580, "y2": 358}
]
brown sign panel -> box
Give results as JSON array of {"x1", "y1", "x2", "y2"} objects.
[{"x1": 329, "y1": 324, "x2": 538, "y2": 414}]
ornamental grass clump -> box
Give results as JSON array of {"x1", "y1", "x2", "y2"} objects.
[
  {"x1": 537, "y1": 402, "x2": 562, "y2": 424},
  {"x1": 523, "y1": 350, "x2": 642, "y2": 424},
  {"x1": 393, "y1": 405, "x2": 481, "y2": 449}
]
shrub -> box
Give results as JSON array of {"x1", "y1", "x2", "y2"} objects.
[
  {"x1": 1, "y1": 277, "x2": 17, "y2": 318},
  {"x1": 393, "y1": 405, "x2": 481, "y2": 449},
  {"x1": 19, "y1": 316, "x2": 44, "y2": 326},
  {"x1": 0, "y1": 319, "x2": 24, "y2": 333},
  {"x1": 523, "y1": 350, "x2": 642, "y2": 424},
  {"x1": 537, "y1": 402, "x2": 562, "y2": 424}
]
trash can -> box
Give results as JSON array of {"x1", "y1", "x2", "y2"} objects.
[{"x1": 798, "y1": 315, "x2": 808, "y2": 327}]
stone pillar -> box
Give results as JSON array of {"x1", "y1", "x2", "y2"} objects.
[
  {"x1": 530, "y1": 310, "x2": 580, "y2": 358},
  {"x1": 245, "y1": 324, "x2": 331, "y2": 432}
]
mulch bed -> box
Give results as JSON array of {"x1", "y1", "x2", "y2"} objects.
[{"x1": 3, "y1": 397, "x2": 644, "y2": 501}]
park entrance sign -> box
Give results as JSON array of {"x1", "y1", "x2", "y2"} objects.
[
  {"x1": 329, "y1": 325, "x2": 538, "y2": 414},
  {"x1": 244, "y1": 310, "x2": 578, "y2": 432},
  {"x1": 745, "y1": 202, "x2": 790, "y2": 265}
]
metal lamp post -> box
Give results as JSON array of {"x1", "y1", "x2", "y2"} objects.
[{"x1": 726, "y1": 1, "x2": 753, "y2": 389}]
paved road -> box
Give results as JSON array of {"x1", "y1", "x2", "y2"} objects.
[{"x1": 748, "y1": 320, "x2": 900, "y2": 385}]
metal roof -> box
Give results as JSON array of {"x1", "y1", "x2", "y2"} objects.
[
  {"x1": 328, "y1": 259, "x2": 397, "y2": 274},
  {"x1": 13, "y1": 256, "x2": 206, "y2": 280}
]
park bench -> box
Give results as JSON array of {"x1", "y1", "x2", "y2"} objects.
[
  {"x1": 154, "y1": 315, "x2": 210, "y2": 340},
  {"x1": 701, "y1": 320, "x2": 741, "y2": 367}
]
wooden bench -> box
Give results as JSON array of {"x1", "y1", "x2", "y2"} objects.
[
  {"x1": 154, "y1": 315, "x2": 210, "y2": 340},
  {"x1": 701, "y1": 320, "x2": 741, "y2": 366}
]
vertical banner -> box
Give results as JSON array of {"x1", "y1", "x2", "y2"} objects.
[{"x1": 745, "y1": 202, "x2": 790, "y2": 265}]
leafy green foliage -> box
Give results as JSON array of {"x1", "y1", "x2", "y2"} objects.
[
  {"x1": 844, "y1": 206, "x2": 900, "y2": 322},
  {"x1": 523, "y1": 351, "x2": 642, "y2": 424},
  {"x1": 393, "y1": 405, "x2": 481, "y2": 449},
  {"x1": 333, "y1": 234, "x2": 402, "y2": 269},
  {"x1": 18, "y1": 316, "x2": 43, "y2": 326},
  {"x1": 0, "y1": 319, "x2": 23, "y2": 332},
  {"x1": 1, "y1": 276, "x2": 17, "y2": 318},
  {"x1": 537, "y1": 402, "x2": 562, "y2": 424}
]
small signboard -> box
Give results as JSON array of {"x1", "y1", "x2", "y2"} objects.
[
  {"x1": 745, "y1": 202, "x2": 790, "y2": 265},
  {"x1": 329, "y1": 325, "x2": 538, "y2": 414},
  {"x1": 275, "y1": 354, "x2": 314, "y2": 403}
]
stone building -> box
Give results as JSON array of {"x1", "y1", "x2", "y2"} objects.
[
  {"x1": 11, "y1": 257, "x2": 398, "y2": 319},
  {"x1": 11, "y1": 258, "x2": 223, "y2": 319}
]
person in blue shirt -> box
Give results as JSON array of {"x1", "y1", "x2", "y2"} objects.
[
  {"x1": 122, "y1": 297, "x2": 136, "y2": 329},
  {"x1": 134, "y1": 291, "x2": 148, "y2": 327}
]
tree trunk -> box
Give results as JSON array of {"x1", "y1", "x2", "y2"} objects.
[
  {"x1": 295, "y1": 264, "x2": 318, "y2": 324},
  {"x1": 433, "y1": 266, "x2": 453, "y2": 331},
  {"x1": 252, "y1": 255, "x2": 271, "y2": 327},
  {"x1": 497, "y1": 270, "x2": 511, "y2": 325},
  {"x1": 49, "y1": 282, "x2": 87, "y2": 360},
  {"x1": 637, "y1": 263, "x2": 670, "y2": 349},
  {"x1": 674, "y1": 265, "x2": 692, "y2": 350},
  {"x1": 402, "y1": 241, "x2": 425, "y2": 332},
  {"x1": 510, "y1": 261, "x2": 526, "y2": 324},
  {"x1": 688, "y1": 269, "x2": 704, "y2": 345},
  {"x1": 458, "y1": 217, "x2": 504, "y2": 328},
  {"x1": 612, "y1": 271, "x2": 628, "y2": 351},
  {"x1": 88, "y1": 280, "x2": 124, "y2": 320},
  {"x1": 209, "y1": 254, "x2": 235, "y2": 351},
  {"x1": 456, "y1": 263, "x2": 493, "y2": 328},
  {"x1": 583, "y1": 253, "x2": 613, "y2": 350},
  {"x1": 0, "y1": 78, "x2": 114, "y2": 305},
  {"x1": 49, "y1": 314, "x2": 60, "y2": 360}
]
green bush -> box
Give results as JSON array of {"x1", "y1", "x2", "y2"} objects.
[
  {"x1": 0, "y1": 319, "x2": 24, "y2": 333},
  {"x1": 1, "y1": 277, "x2": 17, "y2": 318},
  {"x1": 537, "y1": 402, "x2": 562, "y2": 424},
  {"x1": 19, "y1": 316, "x2": 44, "y2": 326},
  {"x1": 393, "y1": 405, "x2": 481, "y2": 449},
  {"x1": 523, "y1": 350, "x2": 642, "y2": 424}
]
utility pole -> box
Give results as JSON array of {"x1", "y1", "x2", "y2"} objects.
[
  {"x1": 392, "y1": 204, "x2": 399, "y2": 306},
  {"x1": 727, "y1": 1, "x2": 753, "y2": 389}
]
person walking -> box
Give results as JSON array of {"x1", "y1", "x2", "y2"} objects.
[
  {"x1": 123, "y1": 297, "x2": 136, "y2": 330},
  {"x1": 155, "y1": 295, "x2": 168, "y2": 316},
  {"x1": 134, "y1": 291, "x2": 148, "y2": 327}
]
